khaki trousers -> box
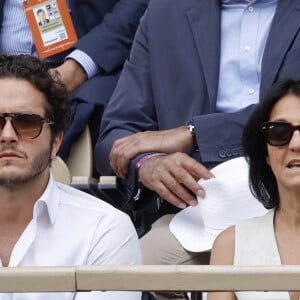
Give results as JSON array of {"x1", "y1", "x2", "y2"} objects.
[{"x1": 140, "y1": 214, "x2": 210, "y2": 300}]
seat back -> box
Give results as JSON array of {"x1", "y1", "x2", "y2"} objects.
[
  {"x1": 67, "y1": 126, "x2": 93, "y2": 179},
  {"x1": 65, "y1": 126, "x2": 98, "y2": 194},
  {"x1": 51, "y1": 156, "x2": 72, "y2": 185},
  {"x1": 51, "y1": 126, "x2": 97, "y2": 193}
]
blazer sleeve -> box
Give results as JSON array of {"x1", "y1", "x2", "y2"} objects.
[
  {"x1": 73, "y1": 0, "x2": 150, "y2": 74},
  {"x1": 193, "y1": 104, "x2": 257, "y2": 166},
  {"x1": 95, "y1": 8, "x2": 156, "y2": 202}
]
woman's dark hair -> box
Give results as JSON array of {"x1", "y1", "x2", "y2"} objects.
[
  {"x1": 242, "y1": 79, "x2": 300, "y2": 209},
  {"x1": 0, "y1": 54, "x2": 71, "y2": 138}
]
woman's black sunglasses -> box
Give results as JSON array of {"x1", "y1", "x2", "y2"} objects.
[
  {"x1": 260, "y1": 121, "x2": 300, "y2": 146},
  {"x1": 0, "y1": 112, "x2": 55, "y2": 139}
]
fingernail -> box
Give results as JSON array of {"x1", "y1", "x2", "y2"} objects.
[
  {"x1": 189, "y1": 200, "x2": 198, "y2": 206},
  {"x1": 197, "y1": 190, "x2": 205, "y2": 198},
  {"x1": 178, "y1": 203, "x2": 187, "y2": 209}
]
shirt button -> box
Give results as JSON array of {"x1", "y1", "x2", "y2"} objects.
[
  {"x1": 244, "y1": 45, "x2": 251, "y2": 51},
  {"x1": 248, "y1": 88, "x2": 255, "y2": 95},
  {"x1": 248, "y1": 6, "x2": 254, "y2": 12}
]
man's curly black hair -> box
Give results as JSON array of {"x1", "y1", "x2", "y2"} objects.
[{"x1": 0, "y1": 54, "x2": 71, "y2": 137}]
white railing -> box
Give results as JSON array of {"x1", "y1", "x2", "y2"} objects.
[{"x1": 1, "y1": 265, "x2": 300, "y2": 293}]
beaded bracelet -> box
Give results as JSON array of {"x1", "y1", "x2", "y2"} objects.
[{"x1": 135, "y1": 153, "x2": 167, "y2": 173}]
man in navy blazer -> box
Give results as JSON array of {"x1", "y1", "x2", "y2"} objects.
[
  {"x1": 0, "y1": 0, "x2": 150, "y2": 161},
  {"x1": 96, "y1": 0, "x2": 300, "y2": 209},
  {"x1": 96, "y1": 1, "x2": 300, "y2": 298}
]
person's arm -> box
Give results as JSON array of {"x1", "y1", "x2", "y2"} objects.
[
  {"x1": 193, "y1": 105, "x2": 257, "y2": 165},
  {"x1": 109, "y1": 126, "x2": 194, "y2": 179},
  {"x1": 51, "y1": 58, "x2": 88, "y2": 94},
  {"x1": 52, "y1": 0, "x2": 150, "y2": 93},
  {"x1": 208, "y1": 226, "x2": 236, "y2": 300}
]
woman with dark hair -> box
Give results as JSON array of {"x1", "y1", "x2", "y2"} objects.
[{"x1": 208, "y1": 79, "x2": 300, "y2": 300}]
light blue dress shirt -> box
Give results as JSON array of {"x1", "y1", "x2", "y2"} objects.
[
  {"x1": 0, "y1": 0, "x2": 99, "y2": 79},
  {"x1": 217, "y1": 0, "x2": 278, "y2": 112}
]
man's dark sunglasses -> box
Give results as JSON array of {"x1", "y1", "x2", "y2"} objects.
[
  {"x1": 0, "y1": 112, "x2": 55, "y2": 139},
  {"x1": 260, "y1": 121, "x2": 300, "y2": 146}
]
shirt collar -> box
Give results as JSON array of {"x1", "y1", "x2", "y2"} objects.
[{"x1": 32, "y1": 172, "x2": 60, "y2": 225}]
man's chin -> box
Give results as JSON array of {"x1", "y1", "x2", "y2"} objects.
[
  {"x1": 0, "y1": 175, "x2": 28, "y2": 187},
  {"x1": 0, "y1": 171, "x2": 41, "y2": 187}
]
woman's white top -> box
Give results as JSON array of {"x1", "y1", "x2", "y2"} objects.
[{"x1": 234, "y1": 209, "x2": 289, "y2": 300}]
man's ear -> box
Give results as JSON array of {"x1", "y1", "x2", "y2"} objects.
[{"x1": 51, "y1": 131, "x2": 63, "y2": 159}]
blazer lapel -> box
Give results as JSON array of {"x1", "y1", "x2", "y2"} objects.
[
  {"x1": 186, "y1": 0, "x2": 221, "y2": 110},
  {"x1": 260, "y1": 0, "x2": 300, "y2": 98}
]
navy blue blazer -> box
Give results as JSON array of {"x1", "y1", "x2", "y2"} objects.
[
  {"x1": 0, "y1": 0, "x2": 149, "y2": 160},
  {"x1": 95, "y1": 0, "x2": 300, "y2": 203}
]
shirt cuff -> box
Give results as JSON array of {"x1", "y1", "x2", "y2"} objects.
[{"x1": 66, "y1": 49, "x2": 100, "y2": 79}]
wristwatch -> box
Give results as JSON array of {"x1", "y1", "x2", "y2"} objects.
[{"x1": 186, "y1": 120, "x2": 198, "y2": 151}]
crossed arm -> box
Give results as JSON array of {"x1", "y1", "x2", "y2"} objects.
[{"x1": 109, "y1": 125, "x2": 214, "y2": 209}]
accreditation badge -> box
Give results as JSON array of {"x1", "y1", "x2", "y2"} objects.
[{"x1": 23, "y1": 0, "x2": 78, "y2": 58}]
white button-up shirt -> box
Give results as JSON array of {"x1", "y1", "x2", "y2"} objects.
[{"x1": 0, "y1": 174, "x2": 142, "y2": 300}]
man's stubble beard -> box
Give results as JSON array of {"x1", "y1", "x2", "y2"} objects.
[{"x1": 0, "y1": 144, "x2": 52, "y2": 189}]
